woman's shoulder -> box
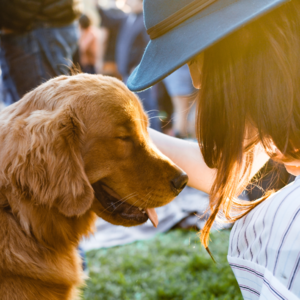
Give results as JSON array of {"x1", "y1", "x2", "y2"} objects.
[
  {"x1": 228, "y1": 176, "x2": 300, "y2": 299},
  {"x1": 229, "y1": 176, "x2": 300, "y2": 262}
]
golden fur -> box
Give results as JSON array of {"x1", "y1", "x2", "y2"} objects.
[{"x1": 0, "y1": 74, "x2": 186, "y2": 300}]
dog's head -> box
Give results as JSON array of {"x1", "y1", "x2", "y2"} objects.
[{"x1": 0, "y1": 74, "x2": 187, "y2": 227}]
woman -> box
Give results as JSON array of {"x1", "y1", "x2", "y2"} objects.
[{"x1": 127, "y1": 0, "x2": 300, "y2": 298}]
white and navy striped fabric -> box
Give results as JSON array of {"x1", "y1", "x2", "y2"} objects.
[{"x1": 228, "y1": 175, "x2": 300, "y2": 300}]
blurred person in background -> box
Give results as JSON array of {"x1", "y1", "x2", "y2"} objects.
[
  {"x1": 163, "y1": 64, "x2": 196, "y2": 139},
  {"x1": 0, "y1": 0, "x2": 81, "y2": 105},
  {"x1": 78, "y1": 14, "x2": 98, "y2": 74},
  {"x1": 97, "y1": 1, "x2": 125, "y2": 78},
  {"x1": 98, "y1": 0, "x2": 161, "y2": 131}
]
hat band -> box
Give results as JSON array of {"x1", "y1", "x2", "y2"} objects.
[{"x1": 147, "y1": 0, "x2": 216, "y2": 40}]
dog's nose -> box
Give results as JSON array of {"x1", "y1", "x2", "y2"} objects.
[{"x1": 170, "y1": 172, "x2": 188, "y2": 195}]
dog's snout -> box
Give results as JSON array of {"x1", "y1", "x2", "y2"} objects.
[{"x1": 170, "y1": 172, "x2": 188, "y2": 195}]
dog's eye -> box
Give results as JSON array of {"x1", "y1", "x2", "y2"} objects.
[{"x1": 116, "y1": 136, "x2": 131, "y2": 141}]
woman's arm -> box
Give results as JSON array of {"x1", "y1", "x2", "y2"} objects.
[{"x1": 149, "y1": 128, "x2": 269, "y2": 194}]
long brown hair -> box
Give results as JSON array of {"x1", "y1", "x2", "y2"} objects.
[{"x1": 197, "y1": 0, "x2": 300, "y2": 253}]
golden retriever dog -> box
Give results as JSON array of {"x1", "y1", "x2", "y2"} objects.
[{"x1": 0, "y1": 74, "x2": 188, "y2": 300}]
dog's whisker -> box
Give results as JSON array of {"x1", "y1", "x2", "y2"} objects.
[
  {"x1": 145, "y1": 109, "x2": 160, "y2": 113},
  {"x1": 124, "y1": 198, "x2": 141, "y2": 212},
  {"x1": 97, "y1": 187, "x2": 159, "y2": 219},
  {"x1": 133, "y1": 116, "x2": 163, "y2": 122},
  {"x1": 145, "y1": 194, "x2": 153, "y2": 208},
  {"x1": 138, "y1": 192, "x2": 151, "y2": 205},
  {"x1": 106, "y1": 192, "x2": 138, "y2": 213},
  {"x1": 161, "y1": 119, "x2": 173, "y2": 129},
  {"x1": 148, "y1": 116, "x2": 162, "y2": 120},
  {"x1": 111, "y1": 193, "x2": 138, "y2": 212},
  {"x1": 108, "y1": 190, "x2": 155, "y2": 214},
  {"x1": 118, "y1": 192, "x2": 137, "y2": 203},
  {"x1": 106, "y1": 193, "x2": 137, "y2": 209},
  {"x1": 99, "y1": 192, "x2": 138, "y2": 214},
  {"x1": 138, "y1": 192, "x2": 153, "y2": 209}
]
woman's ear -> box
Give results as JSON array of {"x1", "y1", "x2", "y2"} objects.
[{"x1": 6, "y1": 105, "x2": 94, "y2": 217}]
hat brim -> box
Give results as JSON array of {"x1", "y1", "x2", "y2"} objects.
[{"x1": 127, "y1": 0, "x2": 288, "y2": 92}]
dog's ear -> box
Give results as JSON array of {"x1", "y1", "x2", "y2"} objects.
[{"x1": 5, "y1": 105, "x2": 94, "y2": 217}]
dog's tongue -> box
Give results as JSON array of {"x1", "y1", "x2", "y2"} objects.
[{"x1": 145, "y1": 208, "x2": 158, "y2": 228}]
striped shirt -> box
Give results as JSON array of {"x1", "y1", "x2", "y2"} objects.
[{"x1": 228, "y1": 175, "x2": 300, "y2": 300}]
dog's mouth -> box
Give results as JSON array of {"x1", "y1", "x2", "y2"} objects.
[{"x1": 92, "y1": 180, "x2": 158, "y2": 227}]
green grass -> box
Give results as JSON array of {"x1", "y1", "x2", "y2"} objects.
[{"x1": 82, "y1": 229, "x2": 242, "y2": 300}]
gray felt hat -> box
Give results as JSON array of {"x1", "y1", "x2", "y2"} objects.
[{"x1": 127, "y1": 0, "x2": 290, "y2": 92}]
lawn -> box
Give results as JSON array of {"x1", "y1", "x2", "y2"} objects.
[{"x1": 82, "y1": 229, "x2": 242, "y2": 300}]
